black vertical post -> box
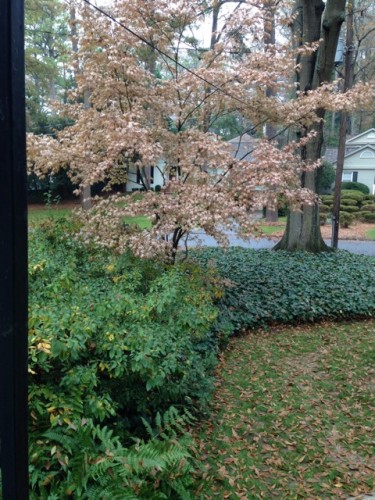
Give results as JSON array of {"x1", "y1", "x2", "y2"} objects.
[{"x1": 0, "y1": 0, "x2": 29, "y2": 498}]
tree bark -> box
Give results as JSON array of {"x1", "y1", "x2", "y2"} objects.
[
  {"x1": 331, "y1": 0, "x2": 354, "y2": 249},
  {"x1": 264, "y1": 1, "x2": 278, "y2": 222},
  {"x1": 71, "y1": 4, "x2": 92, "y2": 210},
  {"x1": 274, "y1": 0, "x2": 346, "y2": 252}
]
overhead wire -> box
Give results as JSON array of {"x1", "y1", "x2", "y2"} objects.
[
  {"x1": 80, "y1": 0, "x2": 323, "y2": 153},
  {"x1": 81, "y1": 0, "x2": 258, "y2": 111}
]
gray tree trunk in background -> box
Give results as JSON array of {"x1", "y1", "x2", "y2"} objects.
[
  {"x1": 264, "y1": 0, "x2": 278, "y2": 222},
  {"x1": 332, "y1": 1, "x2": 354, "y2": 248},
  {"x1": 70, "y1": 3, "x2": 92, "y2": 210}
]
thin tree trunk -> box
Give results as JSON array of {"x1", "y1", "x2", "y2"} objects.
[
  {"x1": 332, "y1": 1, "x2": 354, "y2": 248},
  {"x1": 264, "y1": 1, "x2": 278, "y2": 222},
  {"x1": 71, "y1": 3, "x2": 92, "y2": 210},
  {"x1": 80, "y1": 90, "x2": 92, "y2": 210}
]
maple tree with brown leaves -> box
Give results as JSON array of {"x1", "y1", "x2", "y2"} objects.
[{"x1": 27, "y1": 0, "x2": 375, "y2": 260}]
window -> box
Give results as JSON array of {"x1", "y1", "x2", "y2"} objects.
[
  {"x1": 359, "y1": 150, "x2": 375, "y2": 159},
  {"x1": 342, "y1": 172, "x2": 353, "y2": 182},
  {"x1": 353, "y1": 171, "x2": 358, "y2": 182}
]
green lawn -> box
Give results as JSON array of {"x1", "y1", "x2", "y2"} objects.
[
  {"x1": 124, "y1": 215, "x2": 151, "y2": 229},
  {"x1": 259, "y1": 216, "x2": 286, "y2": 235},
  {"x1": 366, "y1": 228, "x2": 375, "y2": 240},
  {"x1": 28, "y1": 206, "x2": 151, "y2": 229},
  {"x1": 196, "y1": 320, "x2": 375, "y2": 499},
  {"x1": 28, "y1": 207, "x2": 72, "y2": 223}
]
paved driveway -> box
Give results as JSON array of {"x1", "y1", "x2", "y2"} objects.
[{"x1": 188, "y1": 231, "x2": 375, "y2": 256}]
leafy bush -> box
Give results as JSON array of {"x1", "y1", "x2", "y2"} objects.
[
  {"x1": 339, "y1": 211, "x2": 355, "y2": 227},
  {"x1": 321, "y1": 195, "x2": 333, "y2": 204},
  {"x1": 319, "y1": 204, "x2": 331, "y2": 213},
  {"x1": 317, "y1": 161, "x2": 335, "y2": 194},
  {"x1": 359, "y1": 211, "x2": 375, "y2": 223},
  {"x1": 340, "y1": 198, "x2": 359, "y2": 206},
  {"x1": 363, "y1": 194, "x2": 375, "y2": 203},
  {"x1": 319, "y1": 213, "x2": 328, "y2": 225},
  {"x1": 361, "y1": 204, "x2": 375, "y2": 212},
  {"x1": 29, "y1": 218, "x2": 219, "y2": 496},
  {"x1": 193, "y1": 247, "x2": 375, "y2": 333},
  {"x1": 358, "y1": 211, "x2": 372, "y2": 222},
  {"x1": 340, "y1": 205, "x2": 359, "y2": 213},
  {"x1": 341, "y1": 190, "x2": 366, "y2": 202},
  {"x1": 341, "y1": 181, "x2": 370, "y2": 194},
  {"x1": 30, "y1": 409, "x2": 197, "y2": 499}
]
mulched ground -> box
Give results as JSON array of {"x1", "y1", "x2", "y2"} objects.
[{"x1": 265, "y1": 222, "x2": 375, "y2": 241}]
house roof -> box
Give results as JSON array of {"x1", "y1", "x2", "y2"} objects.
[
  {"x1": 332, "y1": 144, "x2": 375, "y2": 164},
  {"x1": 324, "y1": 129, "x2": 375, "y2": 164},
  {"x1": 228, "y1": 133, "x2": 259, "y2": 160},
  {"x1": 323, "y1": 147, "x2": 338, "y2": 164},
  {"x1": 346, "y1": 128, "x2": 375, "y2": 144}
]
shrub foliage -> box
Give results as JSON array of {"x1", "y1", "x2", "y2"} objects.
[
  {"x1": 341, "y1": 181, "x2": 370, "y2": 194},
  {"x1": 29, "y1": 219, "x2": 219, "y2": 496}
]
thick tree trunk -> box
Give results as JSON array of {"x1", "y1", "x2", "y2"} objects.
[{"x1": 274, "y1": 0, "x2": 346, "y2": 252}]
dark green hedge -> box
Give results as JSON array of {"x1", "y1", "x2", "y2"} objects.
[
  {"x1": 194, "y1": 247, "x2": 375, "y2": 334},
  {"x1": 341, "y1": 181, "x2": 370, "y2": 194}
]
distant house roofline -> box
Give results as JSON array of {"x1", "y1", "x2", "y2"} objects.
[
  {"x1": 228, "y1": 133, "x2": 259, "y2": 144},
  {"x1": 332, "y1": 144, "x2": 375, "y2": 164},
  {"x1": 346, "y1": 128, "x2": 375, "y2": 144},
  {"x1": 228, "y1": 133, "x2": 259, "y2": 160}
]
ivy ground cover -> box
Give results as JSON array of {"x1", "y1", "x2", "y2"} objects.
[
  {"x1": 196, "y1": 320, "x2": 375, "y2": 499},
  {"x1": 194, "y1": 247, "x2": 375, "y2": 334}
]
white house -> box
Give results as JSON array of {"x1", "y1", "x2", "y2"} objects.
[
  {"x1": 125, "y1": 161, "x2": 165, "y2": 192},
  {"x1": 330, "y1": 128, "x2": 375, "y2": 194},
  {"x1": 124, "y1": 134, "x2": 259, "y2": 192}
]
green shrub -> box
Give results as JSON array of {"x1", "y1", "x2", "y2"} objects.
[
  {"x1": 319, "y1": 213, "x2": 328, "y2": 225},
  {"x1": 317, "y1": 161, "x2": 335, "y2": 194},
  {"x1": 363, "y1": 194, "x2": 375, "y2": 203},
  {"x1": 358, "y1": 211, "x2": 372, "y2": 222},
  {"x1": 29, "y1": 219, "x2": 219, "y2": 496},
  {"x1": 30, "y1": 410, "x2": 197, "y2": 499},
  {"x1": 340, "y1": 198, "x2": 359, "y2": 206},
  {"x1": 340, "y1": 205, "x2": 359, "y2": 213},
  {"x1": 341, "y1": 190, "x2": 366, "y2": 202},
  {"x1": 30, "y1": 221, "x2": 219, "y2": 418},
  {"x1": 193, "y1": 247, "x2": 375, "y2": 333},
  {"x1": 319, "y1": 204, "x2": 331, "y2": 213},
  {"x1": 339, "y1": 211, "x2": 354, "y2": 227},
  {"x1": 341, "y1": 181, "x2": 370, "y2": 194},
  {"x1": 361, "y1": 204, "x2": 375, "y2": 212},
  {"x1": 359, "y1": 212, "x2": 375, "y2": 223},
  {"x1": 321, "y1": 195, "x2": 333, "y2": 204}
]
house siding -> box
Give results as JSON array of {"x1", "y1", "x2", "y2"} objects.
[
  {"x1": 125, "y1": 161, "x2": 165, "y2": 192},
  {"x1": 334, "y1": 129, "x2": 375, "y2": 193}
]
